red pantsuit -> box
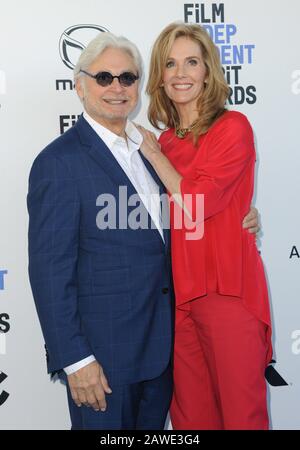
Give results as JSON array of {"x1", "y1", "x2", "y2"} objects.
[{"x1": 159, "y1": 111, "x2": 272, "y2": 430}]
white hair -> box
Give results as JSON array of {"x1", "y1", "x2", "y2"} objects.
[{"x1": 74, "y1": 32, "x2": 143, "y2": 81}]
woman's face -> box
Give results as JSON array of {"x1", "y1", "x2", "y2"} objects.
[{"x1": 162, "y1": 36, "x2": 207, "y2": 113}]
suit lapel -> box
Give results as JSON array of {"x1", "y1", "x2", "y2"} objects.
[
  {"x1": 75, "y1": 115, "x2": 137, "y2": 197},
  {"x1": 138, "y1": 150, "x2": 165, "y2": 191},
  {"x1": 74, "y1": 116, "x2": 168, "y2": 245},
  {"x1": 138, "y1": 150, "x2": 170, "y2": 249}
]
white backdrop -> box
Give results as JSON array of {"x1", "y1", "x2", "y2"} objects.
[{"x1": 0, "y1": 0, "x2": 299, "y2": 429}]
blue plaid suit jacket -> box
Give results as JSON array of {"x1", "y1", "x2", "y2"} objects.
[{"x1": 27, "y1": 115, "x2": 173, "y2": 385}]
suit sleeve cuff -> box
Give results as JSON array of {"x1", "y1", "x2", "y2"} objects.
[{"x1": 63, "y1": 355, "x2": 96, "y2": 375}]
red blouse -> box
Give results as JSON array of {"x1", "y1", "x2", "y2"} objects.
[{"x1": 159, "y1": 111, "x2": 272, "y2": 360}]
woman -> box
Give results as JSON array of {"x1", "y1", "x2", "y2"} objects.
[{"x1": 138, "y1": 22, "x2": 272, "y2": 430}]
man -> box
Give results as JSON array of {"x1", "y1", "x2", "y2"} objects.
[
  {"x1": 27, "y1": 32, "x2": 259, "y2": 430},
  {"x1": 28, "y1": 32, "x2": 173, "y2": 430}
]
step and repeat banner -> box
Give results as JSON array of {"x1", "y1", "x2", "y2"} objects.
[{"x1": 0, "y1": 0, "x2": 299, "y2": 429}]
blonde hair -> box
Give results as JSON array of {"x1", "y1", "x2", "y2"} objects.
[{"x1": 147, "y1": 22, "x2": 229, "y2": 141}]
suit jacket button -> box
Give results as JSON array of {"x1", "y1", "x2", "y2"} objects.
[{"x1": 162, "y1": 287, "x2": 169, "y2": 294}]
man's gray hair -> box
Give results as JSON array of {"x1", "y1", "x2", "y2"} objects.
[{"x1": 74, "y1": 32, "x2": 143, "y2": 81}]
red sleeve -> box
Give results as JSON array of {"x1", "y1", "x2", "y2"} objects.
[{"x1": 180, "y1": 112, "x2": 255, "y2": 221}]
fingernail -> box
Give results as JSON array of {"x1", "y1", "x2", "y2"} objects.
[{"x1": 101, "y1": 408, "x2": 106, "y2": 412}]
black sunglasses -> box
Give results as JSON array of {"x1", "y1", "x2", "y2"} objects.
[{"x1": 80, "y1": 69, "x2": 139, "y2": 87}]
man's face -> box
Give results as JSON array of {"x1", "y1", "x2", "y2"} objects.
[{"x1": 76, "y1": 47, "x2": 139, "y2": 132}]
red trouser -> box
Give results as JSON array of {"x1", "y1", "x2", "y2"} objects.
[{"x1": 170, "y1": 293, "x2": 269, "y2": 430}]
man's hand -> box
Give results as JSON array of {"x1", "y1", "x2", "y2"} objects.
[
  {"x1": 67, "y1": 360, "x2": 112, "y2": 412},
  {"x1": 243, "y1": 206, "x2": 260, "y2": 234}
]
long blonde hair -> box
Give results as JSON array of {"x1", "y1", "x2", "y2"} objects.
[{"x1": 147, "y1": 22, "x2": 229, "y2": 142}]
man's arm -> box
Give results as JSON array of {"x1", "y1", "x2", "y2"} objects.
[
  {"x1": 27, "y1": 152, "x2": 92, "y2": 369},
  {"x1": 27, "y1": 151, "x2": 111, "y2": 410}
]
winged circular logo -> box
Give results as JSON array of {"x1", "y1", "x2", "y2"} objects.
[{"x1": 59, "y1": 24, "x2": 109, "y2": 70}]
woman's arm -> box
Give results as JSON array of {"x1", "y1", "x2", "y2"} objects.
[{"x1": 137, "y1": 114, "x2": 257, "y2": 226}]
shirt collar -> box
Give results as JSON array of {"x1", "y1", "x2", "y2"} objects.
[{"x1": 83, "y1": 111, "x2": 142, "y2": 152}]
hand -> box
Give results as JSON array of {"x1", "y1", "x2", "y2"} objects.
[
  {"x1": 243, "y1": 206, "x2": 260, "y2": 234},
  {"x1": 136, "y1": 125, "x2": 161, "y2": 162},
  {"x1": 67, "y1": 360, "x2": 112, "y2": 412}
]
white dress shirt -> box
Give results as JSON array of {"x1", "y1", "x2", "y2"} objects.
[{"x1": 64, "y1": 111, "x2": 164, "y2": 375}]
